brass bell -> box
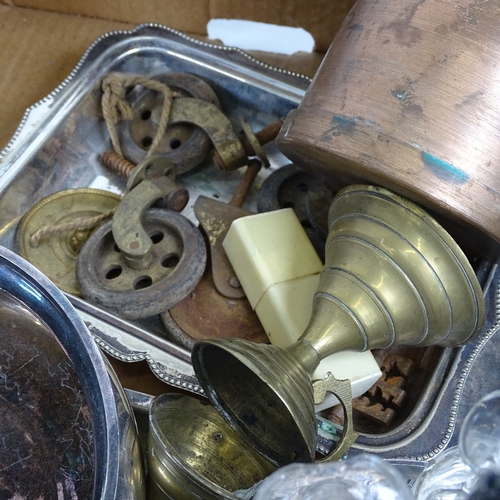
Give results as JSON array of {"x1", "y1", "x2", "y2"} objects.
[{"x1": 191, "y1": 185, "x2": 485, "y2": 466}]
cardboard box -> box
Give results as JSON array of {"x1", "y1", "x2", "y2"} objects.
[{"x1": 0, "y1": 0, "x2": 355, "y2": 150}]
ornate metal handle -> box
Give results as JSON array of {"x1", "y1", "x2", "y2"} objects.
[{"x1": 313, "y1": 372, "x2": 359, "y2": 461}]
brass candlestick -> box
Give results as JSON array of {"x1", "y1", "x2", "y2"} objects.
[{"x1": 192, "y1": 185, "x2": 485, "y2": 466}]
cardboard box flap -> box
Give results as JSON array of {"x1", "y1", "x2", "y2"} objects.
[{"x1": 6, "y1": 0, "x2": 355, "y2": 52}]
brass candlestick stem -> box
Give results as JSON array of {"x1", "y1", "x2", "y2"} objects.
[{"x1": 192, "y1": 185, "x2": 485, "y2": 466}]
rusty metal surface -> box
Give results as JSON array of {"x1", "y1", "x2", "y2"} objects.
[
  {"x1": 239, "y1": 119, "x2": 283, "y2": 160},
  {"x1": 194, "y1": 160, "x2": 261, "y2": 300},
  {"x1": 2, "y1": 25, "x2": 500, "y2": 471},
  {"x1": 195, "y1": 196, "x2": 251, "y2": 299},
  {"x1": 160, "y1": 268, "x2": 269, "y2": 350},
  {"x1": 101, "y1": 152, "x2": 188, "y2": 210},
  {"x1": 328, "y1": 351, "x2": 415, "y2": 427},
  {"x1": 160, "y1": 160, "x2": 267, "y2": 349},
  {"x1": 311, "y1": 266, "x2": 500, "y2": 472},
  {"x1": 0, "y1": 24, "x2": 305, "y2": 395}
]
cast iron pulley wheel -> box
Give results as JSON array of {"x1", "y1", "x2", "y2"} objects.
[
  {"x1": 257, "y1": 163, "x2": 329, "y2": 222},
  {"x1": 257, "y1": 163, "x2": 332, "y2": 261},
  {"x1": 120, "y1": 72, "x2": 221, "y2": 173},
  {"x1": 76, "y1": 208, "x2": 207, "y2": 319}
]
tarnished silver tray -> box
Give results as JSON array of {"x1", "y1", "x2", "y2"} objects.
[
  {"x1": 1, "y1": 24, "x2": 500, "y2": 475},
  {"x1": 0, "y1": 24, "x2": 309, "y2": 393}
]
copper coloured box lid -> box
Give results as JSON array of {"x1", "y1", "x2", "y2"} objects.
[{"x1": 277, "y1": 0, "x2": 500, "y2": 262}]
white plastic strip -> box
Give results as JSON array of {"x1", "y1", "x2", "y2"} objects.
[{"x1": 207, "y1": 19, "x2": 315, "y2": 55}]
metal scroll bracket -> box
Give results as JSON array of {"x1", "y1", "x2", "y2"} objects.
[
  {"x1": 313, "y1": 372, "x2": 359, "y2": 461},
  {"x1": 112, "y1": 176, "x2": 180, "y2": 269},
  {"x1": 169, "y1": 98, "x2": 248, "y2": 171}
]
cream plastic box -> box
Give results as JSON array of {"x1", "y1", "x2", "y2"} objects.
[{"x1": 223, "y1": 208, "x2": 382, "y2": 411}]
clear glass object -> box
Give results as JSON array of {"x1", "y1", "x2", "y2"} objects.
[
  {"x1": 414, "y1": 390, "x2": 500, "y2": 500},
  {"x1": 253, "y1": 454, "x2": 413, "y2": 500}
]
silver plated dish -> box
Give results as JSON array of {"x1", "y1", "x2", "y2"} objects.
[{"x1": 0, "y1": 245, "x2": 145, "y2": 498}]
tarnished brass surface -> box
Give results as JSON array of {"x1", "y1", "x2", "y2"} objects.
[
  {"x1": 239, "y1": 117, "x2": 270, "y2": 168},
  {"x1": 212, "y1": 120, "x2": 283, "y2": 172},
  {"x1": 148, "y1": 393, "x2": 276, "y2": 500},
  {"x1": 192, "y1": 185, "x2": 485, "y2": 465},
  {"x1": 17, "y1": 188, "x2": 121, "y2": 295},
  {"x1": 112, "y1": 176, "x2": 188, "y2": 268},
  {"x1": 169, "y1": 98, "x2": 247, "y2": 172},
  {"x1": 192, "y1": 338, "x2": 318, "y2": 466},
  {"x1": 277, "y1": 0, "x2": 500, "y2": 261},
  {"x1": 309, "y1": 184, "x2": 484, "y2": 353},
  {"x1": 312, "y1": 373, "x2": 358, "y2": 461},
  {"x1": 125, "y1": 155, "x2": 177, "y2": 192},
  {"x1": 238, "y1": 119, "x2": 284, "y2": 162},
  {"x1": 194, "y1": 195, "x2": 252, "y2": 300},
  {"x1": 101, "y1": 152, "x2": 188, "y2": 211}
]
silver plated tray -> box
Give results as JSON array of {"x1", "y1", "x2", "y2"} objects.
[{"x1": 0, "y1": 24, "x2": 309, "y2": 394}]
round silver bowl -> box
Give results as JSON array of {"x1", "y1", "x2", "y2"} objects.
[{"x1": 0, "y1": 246, "x2": 145, "y2": 499}]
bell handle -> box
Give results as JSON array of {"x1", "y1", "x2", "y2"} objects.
[{"x1": 312, "y1": 372, "x2": 359, "y2": 461}]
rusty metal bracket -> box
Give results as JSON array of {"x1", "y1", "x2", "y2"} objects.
[{"x1": 194, "y1": 159, "x2": 261, "y2": 299}]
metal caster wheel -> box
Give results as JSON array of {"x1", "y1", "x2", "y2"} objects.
[
  {"x1": 76, "y1": 208, "x2": 207, "y2": 319},
  {"x1": 257, "y1": 164, "x2": 333, "y2": 261},
  {"x1": 119, "y1": 72, "x2": 221, "y2": 173}
]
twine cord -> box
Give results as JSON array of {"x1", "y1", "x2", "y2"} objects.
[
  {"x1": 29, "y1": 209, "x2": 116, "y2": 248},
  {"x1": 30, "y1": 75, "x2": 174, "y2": 249},
  {"x1": 101, "y1": 73, "x2": 175, "y2": 158}
]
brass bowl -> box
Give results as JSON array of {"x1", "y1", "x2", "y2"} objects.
[{"x1": 148, "y1": 393, "x2": 276, "y2": 500}]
